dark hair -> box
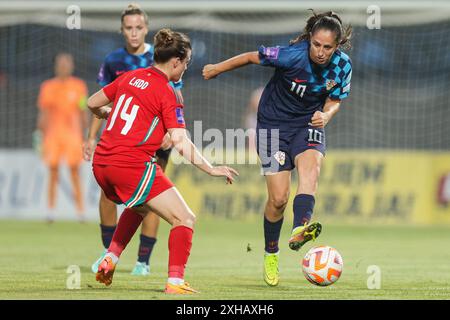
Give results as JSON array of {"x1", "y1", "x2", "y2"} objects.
[
  {"x1": 121, "y1": 3, "x2": 149, "y2": 26},
  {"x1": 290, "y1": 10, "x2": 352, "y2": 49},
  {"x1": 153, "y1": 28, "x2": 191, "y2": 63}
]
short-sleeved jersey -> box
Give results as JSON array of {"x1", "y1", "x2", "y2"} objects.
[
  {"x1": 257, "y1": 40, "x2": 352, "y2": 124},
  {"x1": 93, "y1": 67, "x2": 185, "y2": 167},
  {"x1": 37, "y1": 76, "x2": 88, "y2": 138},
  {"x1": 97, "y1": 43, "x2": 183, "y2": 90}
]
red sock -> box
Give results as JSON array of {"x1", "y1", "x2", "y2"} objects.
[
  {"x1": 168, "y1": 225, "x2": 194, "y2": 279},
  {"x1": 108, "y1": 208, "x2": 143, "y2": 257}
]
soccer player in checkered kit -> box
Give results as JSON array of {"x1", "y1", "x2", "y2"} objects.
[{"x1": 203, "y1": 10, "x2": 352, "y2": 286}]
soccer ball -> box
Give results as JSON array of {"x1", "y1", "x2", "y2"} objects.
[{"x1": 302, "y1": 246, "x2": 343, "y2": 286}]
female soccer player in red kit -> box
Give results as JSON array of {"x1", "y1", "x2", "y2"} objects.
[{"x1": 87, "y1": 29, "x2": 238, "y2": 294}]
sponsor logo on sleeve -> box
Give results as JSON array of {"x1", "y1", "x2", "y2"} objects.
[{"x1": 264, "y1": 47, "x2": 280, "y2": 60}]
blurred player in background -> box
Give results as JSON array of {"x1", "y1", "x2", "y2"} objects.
[
  {"x1": 203, "y1": 10, "x2": 352, "y2": 286},
  {"x1": 83, "y1": 3, "x2": 183, "y2": 276},
  {"x1": 36, "y1": 53, "x2": 88, "y2": 223},
  {"x1": 88, "y1": 29, "x2": 238, "y2": 294}
]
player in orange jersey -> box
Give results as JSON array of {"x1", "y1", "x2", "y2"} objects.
[{"x1": 36, "y1": 53, "x2": 88, "y2": 222}]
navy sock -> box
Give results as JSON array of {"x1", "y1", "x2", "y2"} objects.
[
  {"x1": 100, "y1": 224, "x2": 116, "y2": 249},
  {"x1": 293, "y1": 194, "x2": 315, "y2": 229},
  {"x1": 264, "y1": 216, "x2": 283, "y2": 254},
  {"x1": 137, "y1": 234, "x2": 157, "y2": 264}
]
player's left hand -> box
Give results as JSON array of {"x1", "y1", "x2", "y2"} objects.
[
  {"x1": 309, "y1": 111, "x2": 330, "y2": 128},
  {"x1": 209, "y1": 166, "x2": 239, "y2": 184}
]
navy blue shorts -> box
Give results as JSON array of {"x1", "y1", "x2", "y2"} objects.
[{"x1": 256, "y1": 118, "x2": 326, "y2": 173}]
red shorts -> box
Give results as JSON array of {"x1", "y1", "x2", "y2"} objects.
[{"x1": 92, "y1": 162, "x2": 173, "y2": 208}]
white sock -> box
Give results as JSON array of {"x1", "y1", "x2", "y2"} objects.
[
  {"x1": 168, "y1": 277, "x2": 184, "y2": 285},
  {"x1": 105, "y1": 252, "x2": 119, "y2": 264},
  {"x1": 265, "y1": 250, "x2": 280, "y2": 256}
]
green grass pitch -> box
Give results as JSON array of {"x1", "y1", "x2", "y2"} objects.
[{"x1": 1, "y1": 217, "x2": 450, "y2": 300}]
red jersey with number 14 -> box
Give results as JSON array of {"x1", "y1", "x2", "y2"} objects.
[{"x1": 93, "y1": 66, "x2": 185, "y2": 167}]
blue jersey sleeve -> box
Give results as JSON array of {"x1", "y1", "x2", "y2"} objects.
[
  {"x1": 258, "y1": 45, "x2": 294, "y2": 69},
  {"x1": 97, "y1": 60, "x2": 114, "y2": 87},
  {"x1": 329, "y1": 61, "x2": 352, "y2": 100}
]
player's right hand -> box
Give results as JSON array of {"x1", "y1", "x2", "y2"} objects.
[
  {"x1": 209, "y1": 166, "x2": 239, "y2": 184},
  {"x1": 82, "y1": 138, "x2": 96, "y2": 161},
  {"x1": 202, "y1": 64, "x2": 219, "y2": 80}
]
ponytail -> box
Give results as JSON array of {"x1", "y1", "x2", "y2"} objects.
[{"x1": 290, "y1": 9, "x2": 352, "y2": 49}]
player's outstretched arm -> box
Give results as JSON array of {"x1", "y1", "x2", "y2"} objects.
[
  {"x1": 203, "y1": 51, "x2": 260, "y2": 80},
  {"x1": 168, "y1": 128, "x2": 239, "y2": 184}
]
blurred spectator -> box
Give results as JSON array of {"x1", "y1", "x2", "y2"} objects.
[
  {"x1": 243, "y1": 87, "x2": 264, "y2": 152},
  {"x1": 36, "y1": 53, "x2": 88, "y2": 223}
]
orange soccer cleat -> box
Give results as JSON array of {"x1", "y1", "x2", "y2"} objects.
[
  {"x1": 288, "y1": 222, "x2": 322, "y2": 251},
  {"x1": 95, "y1": 256, "x2": 116, "y2": 286},
  {"x1": 164, "y1": 282, "x2": 199, "y2": 295}
]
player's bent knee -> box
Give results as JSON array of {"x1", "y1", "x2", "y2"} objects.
[
  {"x1": 183, "y1": 217, "x2": 196, "y2": 229},
  {"x1": 173, "y1": 211, "x2": 196, "y2": 229},
  {"x1": 172, "y1": 216, "x2": 195, "y2": 229},
  {"x1": 269, "y1": 195, "x2": 289, "y2": 211},
  {"x1": 181, "y1": 211, "x2": 196, "y2": 228}
]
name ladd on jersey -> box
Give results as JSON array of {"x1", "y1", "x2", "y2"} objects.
[{"x1": 129, "y1": 77, "x2": 149, "y2": 90}]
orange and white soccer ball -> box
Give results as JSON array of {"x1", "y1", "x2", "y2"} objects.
[{"x1": 302, "y1": 246, "x2": 343, "y2": 286}]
